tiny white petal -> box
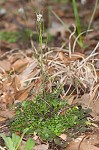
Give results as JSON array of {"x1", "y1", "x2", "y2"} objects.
[
  {"x1": 36, "y1": 13, "x2": 42, "y2": 22},
  {"x1": 18, "y1": 8, "x2": 24, "y2": 14},
  {"x1": 81, "y1": 0, "x2": 87, "y2": 5}
]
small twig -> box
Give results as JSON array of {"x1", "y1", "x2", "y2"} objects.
[
  {"x1": 78, "y1": 42, "x2": 99, "y2": 69},
  {"x1": 68, "y1": 24, "x2": 76, "y2": 58},
  {"x1": 86, "y1": 0, "x2": 98, "y2": 36},
  {"x1": 72, "y1": 29, "x2": 93, "y2": 53},
  {"x1": 78, "y1": 135, "x2": 89, "y2": 150},
  {"x1": 0, "y1": 48, "x2": 19, "y2": 59}
]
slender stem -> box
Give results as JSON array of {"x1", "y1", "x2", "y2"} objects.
[
  {"x1": 51, "y1": 9, "x2": 82, "y2": 47},
  {"x1": 39, "y1": 22, "x2": 43, "y2": 71},
  {"x1": 39, "y1": 21, "x2": 46, "y2": 94},
  {"x1": 86, "y1": 0, "x2": 98, "y2": 36},
  {"x1": 72, "y1": 0, "x2": 83, "y2": 47}
]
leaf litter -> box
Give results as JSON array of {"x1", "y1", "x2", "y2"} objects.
[
  {"x1": 0, "y1": 0, "x2": 99, "y2": 150},
  {"x1": 0, "y1": 40, "x2": 98, "y2": 149}
]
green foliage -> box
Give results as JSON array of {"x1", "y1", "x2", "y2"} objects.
[
  {"x1": 24, "y1": 138, "x2": 35, "y2": 150},
  {"x1": 0, "y1": 31, "x2": 18, "y2": 43},
  {"x1": 0, "y1": 128, "x2": 35, "y2": 150},
  {"x1": 10, "y1": 92, "x2": 87, "y2": 141},
  {"x1": 72, "y1": 0, "x2": 83, "y2": 47},
  {"x1": 0, "y1": 29, "x2": 33, "y2": 43},
  {"x1": 54, "y1": 0, "x2": 69, "y2": 3},
  {"x1": 18, "y1": 28, "x2": 33, "y2": 42}
]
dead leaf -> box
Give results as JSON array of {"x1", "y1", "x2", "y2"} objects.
[
  {"x1": 15, "y1": 90, "x2": 28, "y2": 102},
  {"x1": 78, "y1": 89, "x2": 99, "y2": 121},
  {"x1": 15, "y1": 87, "x2": 31, "y2": 102},
  {"x1": 12, "y1": 58, "x2": 29, "y2": 73},
  {"x1": 59, "y1": 134, "x2": 67, "y2": 141},
  {"x1": 0, "y1": 41, "x2": 15, "y2": 53},
  {"x1": 58, "y1": 52, "x2": 85, "y2": 64},
  {"x1": 78, "y1": 93, "x2": 90, "y2": 109},
  {"x1": 48, "y1": 22, "x2": 67, "y2": 39},
  {"x1": 19, "y1": 60, "x2": 39, "y2": 88},
  {"x1": 8, "y1": 55, "x2": 22, "y2": 64},
  {"x1": 0, "y1": 116, "x2": 6, "y2": 122},
  {"x1": 13, "y1": 75, "x2": 21, "y2": 91},
  {"x1": 62, "y1": 95, "x2": 76, "y2": 105},
  {"x1": 0, "y1": 60, "x2": 11, "y2": 72},
  {"x1": 0, "y1": 80, "x2": 15, "y2": 108},
  {"x1": 58, "y1": 52, "x2": 69, "y2": 63},
  {"x1": 33, "y1": 144, "x2": 49, "y2": 150},
  {"x1": 0, "y1": 110, "x2": 15, "y2": 119},
  {"x1": 67, "y1": 134, "x2": 99, "y2": 150}
]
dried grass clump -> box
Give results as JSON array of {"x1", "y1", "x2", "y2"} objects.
[
  {"x1": 43, "y1": 49, "x2": 98, "y2": 95},
  {"x1": 19, "y1": 40, "x2": 99, "y2": 100}
]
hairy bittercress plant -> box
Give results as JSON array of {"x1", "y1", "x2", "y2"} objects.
[{"x1": 10, "y1": 91, "x2": 88, "y2": 141}]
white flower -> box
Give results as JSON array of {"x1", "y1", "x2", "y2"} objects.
[
  {"x1": 18, "y1": 8, "x2": 24, "y2": 14},
  {"x1": 36, "y1": 13, "x2": 42, "y2": 22},
  {"x1": 81, "y1": 0, "x2": 87, "y2": 5}
]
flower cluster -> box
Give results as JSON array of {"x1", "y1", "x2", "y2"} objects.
[{"x1": 36, "y1": 13, "x2": 42, "y2": 22}]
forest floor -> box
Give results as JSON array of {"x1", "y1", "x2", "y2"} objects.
[{"x1": 0, "y1": 0, "x2": 99, "y2": 150}]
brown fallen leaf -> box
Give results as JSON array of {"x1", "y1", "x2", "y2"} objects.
[
  {"x1": 78, "y1": 89, "x2": 99, "y2": 121},
  {"x1": 1, "y1": 79, "x2": 16, "y2": 107},
  {"x1": 12, "y1": 58, "x2": 29, "y2": 73},
  {"x1": 0, "y1": 41, "x2": 16, "y2": 53},
  {"x1": 33, "y1": 144, "x2": 49, "y2": 150},
  {"x1": 0, "y1": 116, "x2": 6, "y2": 122},
  {"x1": 61, "y1": 95, "x2": 76, "y2": 105},
  {"x1": 58, "y1": 51, "x2": 85, "y2": 64},
  {"x1": 48, "y1": 23, "x2": 68, "y2": 39},
  {"x1": 15, "y1": 87, "x2": 31, "y2": 102},
  {"x1": 67, "y1": 134, "x2": 99, "y2": 150},
  {"x1": 0, "y1": 60, "x2": 11, "y2": 72},
  {"x1": 0, "y1": 110, "x2": 15, "y2": 119},
  {"x1": 59, "y1": 134, "x2": 67, "y2": 141},
  {"x1": 58, "y1": 52, "x2": 69, "y2": 64},
  {"x1": 19, "y1": 60, "x2": 39, "y2": 88},
  {"x1": 13, "y1": 74, "x2": 21, "y2": 91},
  {"x1": 15, "y1": 82, "x2": 34, "y2": 102}
]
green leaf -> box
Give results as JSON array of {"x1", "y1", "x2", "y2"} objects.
[
  {"x1": 72, "y1": 0, "x2": 83, "y2": 47},
  {"x1": 6, "y1": 137, "x2": 15, "y2": 150},
  {"x1": 12, "y1": 133, "x2": 21, "y2": 149},
  {"x1": 15, "y1": 128, "x2": 29, "y2": 150},
  {"x1": 0, "y1": 133, "x2": 14, "y2": 150},
  {"x1": 24, "y1": 138, "x2": 35, "y2": 150}
]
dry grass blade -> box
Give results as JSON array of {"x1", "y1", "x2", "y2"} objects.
[{"x1": 78, "y1": 42, "x2": 99, "y2": 69}]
